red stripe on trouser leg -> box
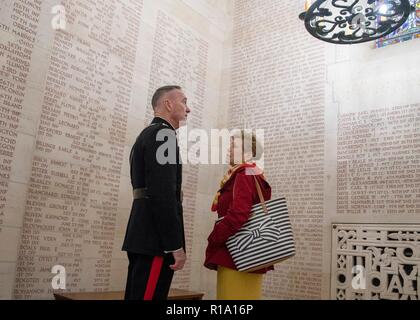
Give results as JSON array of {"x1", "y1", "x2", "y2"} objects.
[{"x1": 143, "y1": 256, "x2": 164, "y2": 300}]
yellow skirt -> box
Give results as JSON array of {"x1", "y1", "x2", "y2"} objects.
[{"x1": 217, "y1": 266, "x2": 263, "y2": 300}]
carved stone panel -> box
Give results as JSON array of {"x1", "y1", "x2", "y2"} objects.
[{"x1": 331, "y1": 224, "x2": 420, "y2": 300}]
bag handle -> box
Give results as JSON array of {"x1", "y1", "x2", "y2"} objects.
[{"x1": 253, "y1": 175, "x2": 269, "y2": 215}]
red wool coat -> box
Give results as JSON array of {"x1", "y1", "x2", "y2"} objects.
[{"x1": 204, "y1": 165, "x2": 274, "y2": 274}]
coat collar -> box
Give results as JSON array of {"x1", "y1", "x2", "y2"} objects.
[
  {"x1": 211, "y1": 163, "x2": 260, "y2": 212},
  {"x1": 152, "y1": 117, "x2": 176, "y2": 131}
]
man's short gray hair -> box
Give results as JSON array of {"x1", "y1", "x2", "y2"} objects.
[{"x1": 151, "y1": 85, "x2": 181, "y2": 109}]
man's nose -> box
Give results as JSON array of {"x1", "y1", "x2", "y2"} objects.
[{"x1": 186, "y1": 106, "x2": 191, "y2": 113}]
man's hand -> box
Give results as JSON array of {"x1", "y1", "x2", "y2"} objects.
[{"x1": 170, "y1": 249, "x2": 186, "y2": 271}]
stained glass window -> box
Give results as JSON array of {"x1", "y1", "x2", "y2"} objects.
[{"x1": 376, "y1": 0, "x2": 420, "y2": 48}]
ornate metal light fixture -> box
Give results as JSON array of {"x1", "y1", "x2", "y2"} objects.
[{"x1": 299, "y1": 0, "x2": 416, "y2": 44}]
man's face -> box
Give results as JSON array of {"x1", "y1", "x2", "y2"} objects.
[{"x1": 168, "y1": 89, "x2": 190, "y2": 128}]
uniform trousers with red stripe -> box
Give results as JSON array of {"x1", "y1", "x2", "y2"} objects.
[{"x1": 124, "y1": 252, "x2": 175, "y2": 300}]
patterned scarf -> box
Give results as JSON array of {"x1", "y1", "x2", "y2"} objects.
[{"x1": 211, "y1": 162, "x2": 262, "y2": 212}]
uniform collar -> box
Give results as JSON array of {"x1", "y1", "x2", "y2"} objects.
[{"x1": 152, "y1": 117, "x2": 176, "y2": 131}]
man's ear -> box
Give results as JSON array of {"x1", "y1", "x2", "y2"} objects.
[{"x1": 163, "y1": 98, "x2": 172, "y2": 112}]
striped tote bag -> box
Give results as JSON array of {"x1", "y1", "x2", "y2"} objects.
[{"x1": 226, "y1": 177, "x2": 295, "y2": 272}]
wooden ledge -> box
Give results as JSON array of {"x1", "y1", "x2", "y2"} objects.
[{"x1": 53, "y1": 288, "x2": 204, "y2": 300}]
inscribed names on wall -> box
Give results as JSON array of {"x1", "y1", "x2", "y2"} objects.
[
  {"x1": 0, "y1": 0, "x2": 43, "y2": 298},
  {"x1": 0, "y1": 0, "x2": 41, "y2": 233},
  {"x1": 337, "y1": 104, "x2": 420, "y2": 216},
  {"x1": 228, "y1": 0, "x2": 326, "y2": 299},
  {"x1": 13, "y1": 0, "x2": 143, "y2": 299}
]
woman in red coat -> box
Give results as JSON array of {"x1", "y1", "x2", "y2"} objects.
[{"x1": 204, "y1": 130, "x2": 273, "y2": 299}]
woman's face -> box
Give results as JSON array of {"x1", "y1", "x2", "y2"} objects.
[{"x1": 229, "y1": 136, "x2": 244, "y2": 166}]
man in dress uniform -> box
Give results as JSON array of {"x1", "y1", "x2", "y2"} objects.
[{"x1": 122, "y1": 85, "x2": 190, "y2": 300}]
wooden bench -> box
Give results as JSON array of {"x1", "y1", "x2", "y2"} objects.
[{"x1": 54, "y1": 288, "x2": 204, "y2": 300}]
